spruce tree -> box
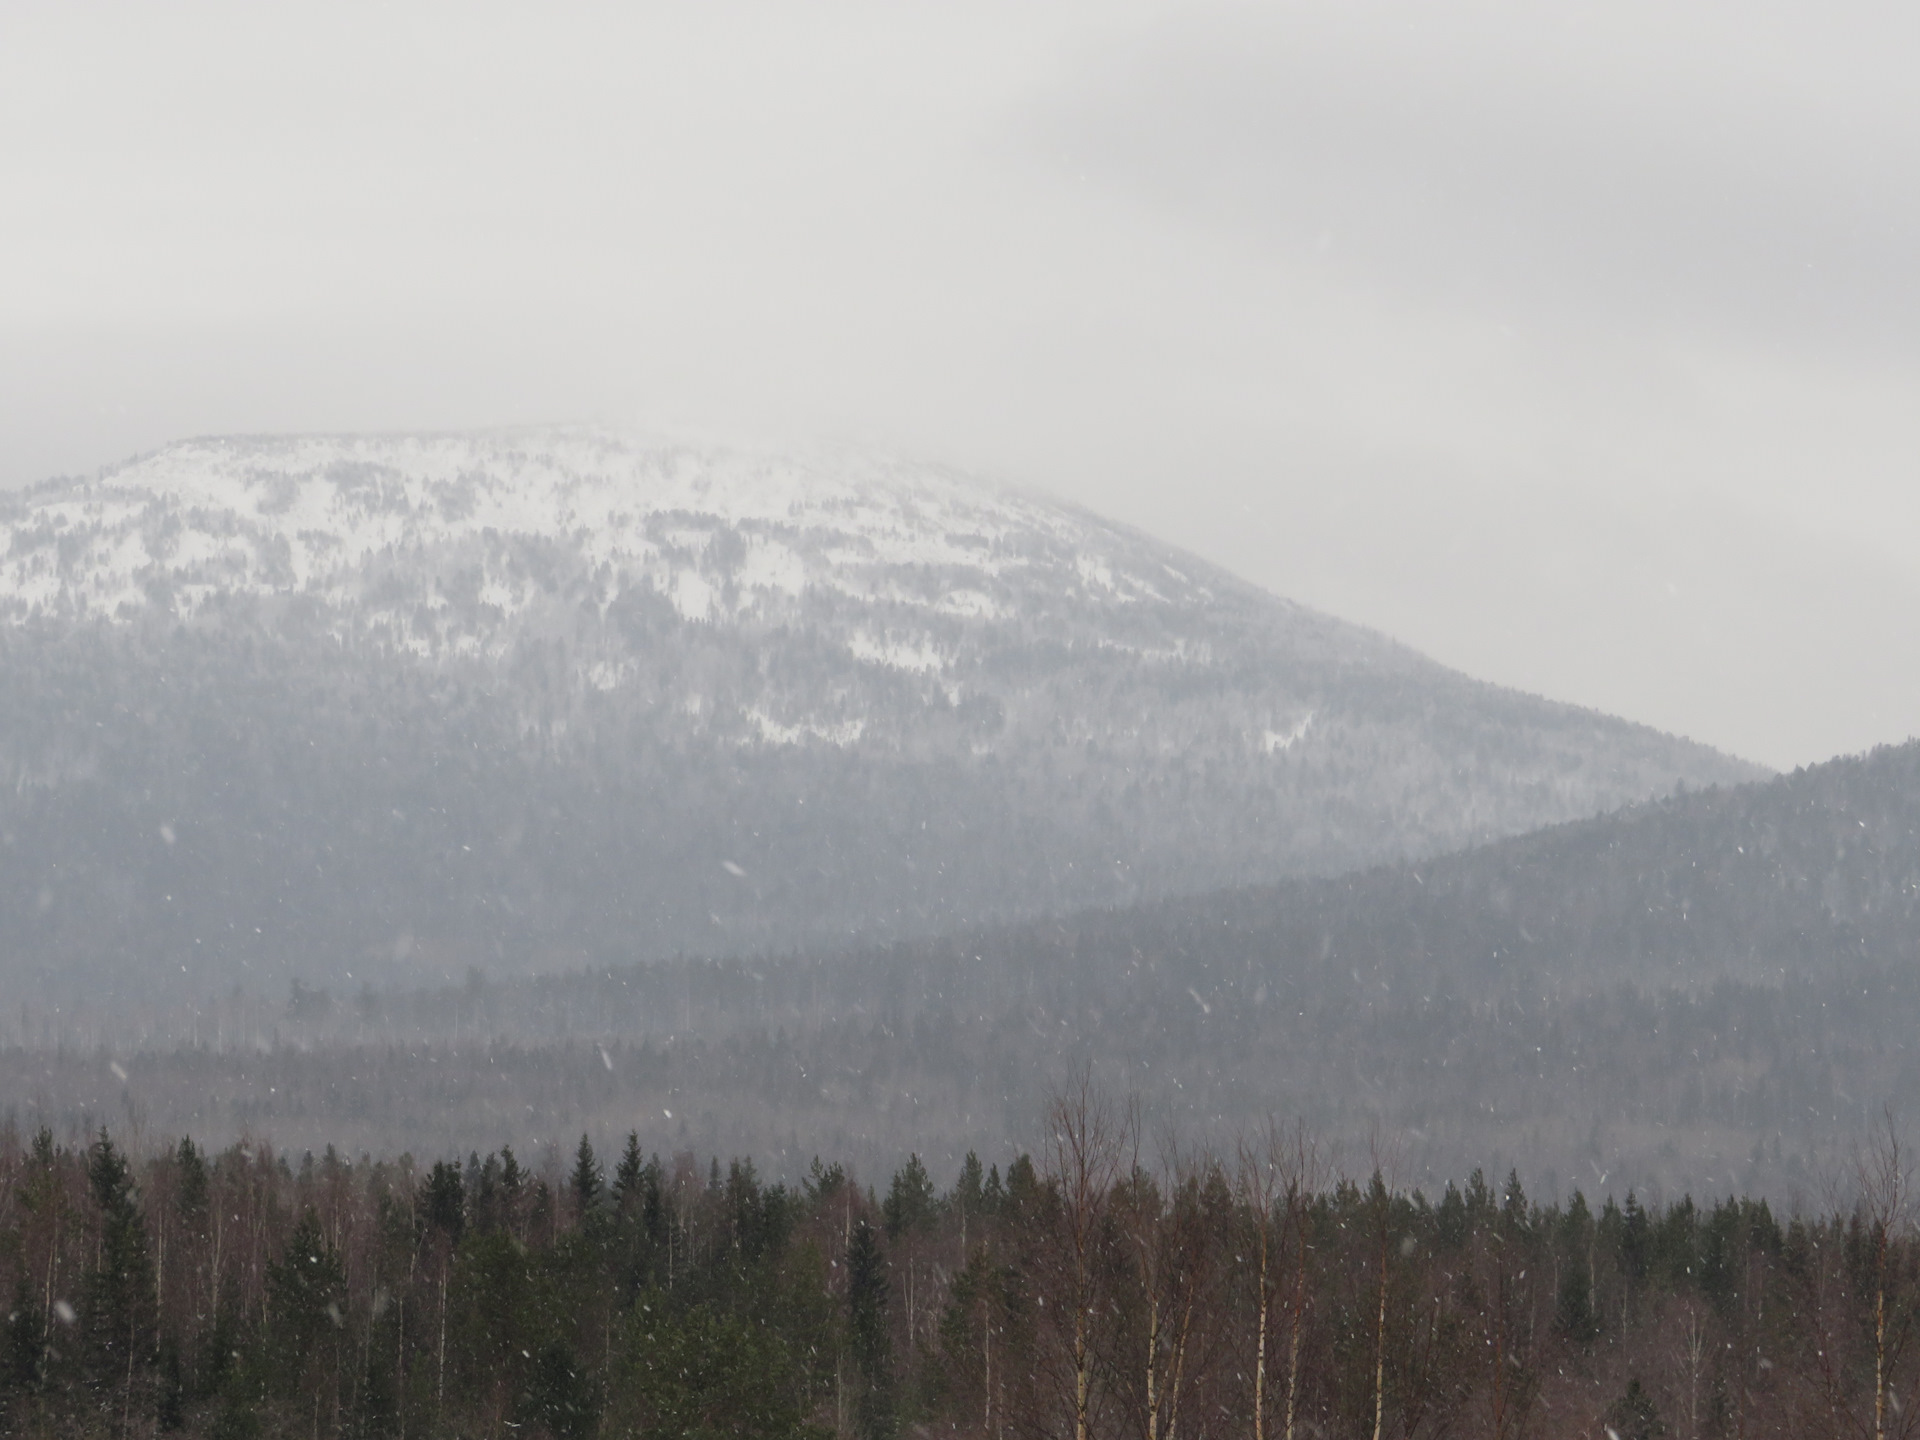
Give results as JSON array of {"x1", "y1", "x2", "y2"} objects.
[
  {"x1": 847, "y1": 1218, "x2": 895, "y2": 1440},
  {"x1": 500, "y1": 1144, "x2": 525, "y2": 1236},
  {"x1": 1604, "y1": 1378, "x2": 1665, "y2": 1440},
  {"x1": 265, "y1": 1209, "x2": 344, "y2": 1364},
  {"x1": 422, "y1": 1159, "x2": 466, "y2": 1246},
  {"x1": 156, "y1": 1338, "x2": 186, "y2": 1432},
  {"x1": 953, "y1": 1152, "x2": 985, "y2": 1214},
  {"x1": 952, "y1": 1152, "x2": 986, "y2": 1247},
  {"x1": 806, "y1": 1157, "x2": 847, "y2": 1206},
  {"x1": 173, "y1": 1138, "x2": 209, "y2": 1229},
  {"x1": 1554, "y1": 1265, "x2": 1600, "y2": 1345},
  {"x1": 4, "y1": 1254, "x2": 46, "y2": 1395},
  {"x1": 572, "y1": 1135, "x2": 604, "y2": 1232},
  {"x1": 1555, "y1": 1192, "x2": 1600, "y2": 1344},
  {"x1": 84, "y1": 1131, "x2": 156, "y2": 1418},
  {"x1": 612, "y1": 1133, "x2": 645, "y2": 1218},
  {"x1": 883, "y1": 1154, "x2": 935, "y2": 1238},
  {"x1": 981, "y1": 1163, "x2": 1006, "y2": 1216},
  {"x1": 519, "y1": 1342, "x2": 596, "y2": 1440}
]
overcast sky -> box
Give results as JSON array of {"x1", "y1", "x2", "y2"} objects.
[{"x1": 4, "y1": 1, "x2": 1918, "y2": 769}]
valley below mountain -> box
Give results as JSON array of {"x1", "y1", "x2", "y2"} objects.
[{"x1": 21, "y1": 737, "x2": 1920, "y2": 1203}]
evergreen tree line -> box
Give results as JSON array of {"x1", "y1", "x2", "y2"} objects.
[{"x1": 5, "y1": 1095, "x2": 1920, "y2": 1439}]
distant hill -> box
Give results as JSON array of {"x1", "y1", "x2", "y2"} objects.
[
  {"x1": 84, "y1": 739, "x2": 1914, "y2": 1199},
  {"x1": 979, "y1": 733, "x2": 1920, "y2": 1000},
  {"x1": 360, "y1": 737, "x2": 1920, "y2": 1026},
  {"x1": 0, "y1": 428, "x2": 1754, "y2": 1011}
]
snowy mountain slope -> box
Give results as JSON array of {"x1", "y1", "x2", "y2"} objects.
[
  {"x1": 0, "y1": 429, "x2": 1761, "y2": 1011},
  {"x1": 0, "y1": 428, "x2": 1376, "y2": 734},
  {"x1": 4, "y1": 430, "x2": 1190, "y2": 642}
]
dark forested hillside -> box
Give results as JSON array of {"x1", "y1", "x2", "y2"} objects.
[
  {"x1": 14, "y1": 741, "x2": 1920, "y2": 1199},
  {"x1": 3, "y1": 1106, "x2": 1915, "y2": 1440}
]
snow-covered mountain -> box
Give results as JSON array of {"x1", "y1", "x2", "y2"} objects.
[
  {"x1": 0, "y1": 429, "x2": 1758, "y2": 1015},
  {"x1": 4, "y1": 430, "x2": 1196, "y2": 662}
]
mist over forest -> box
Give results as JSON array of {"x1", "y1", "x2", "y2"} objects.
[{"x1": 13, "y1": 734, "x2": 1920, "y2": 1207}]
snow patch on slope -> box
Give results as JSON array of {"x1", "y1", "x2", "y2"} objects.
[
  {"x1": 849, "y1": 632, "x2": 947, "y2": 674},
  {"x1": 1261, "y1": 713, "x2": 1316, "y2": 754},
  {"x1": 745, "y1": 708, "x2": 866, "y2": 748}
]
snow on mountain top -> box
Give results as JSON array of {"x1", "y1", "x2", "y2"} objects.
[
  {"x1": 109, "y1": 429, "x2": 1013, "y2": 543},
  {"x1": 0, "y1": 428, "x2": 1212, "y2": 635}
]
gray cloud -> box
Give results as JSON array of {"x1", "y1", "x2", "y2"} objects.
[{"x1": 1040, "y1": 3, "x2": 1920, "y2": 353}]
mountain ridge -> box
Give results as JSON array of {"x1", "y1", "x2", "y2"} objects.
[{"x1": 0, "y1": 427, "x2": 1759, "y2": 1010}]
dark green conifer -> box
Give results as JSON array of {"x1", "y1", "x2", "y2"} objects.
[
  {"x1": 84, "y1": 1130, "x2": 157, "y2": 1407},
  {"x1": 4, "y1": 1255, "x2": 46, "y2": 1394},
  {"x1": 1555, "y1": 1192, "x2": 1600, "y2": 1343},
  {"x1": 982, "y1": 1163, "x2": 1005, "y2": 1214},
  {"x1": 884, "y1": 1154, "x2": 936, "y2": 1238},
  {"x1": 421, "y1": 1159, "x2": 465, "y2": 1245},
  {"x1": 263, "y1": 1209, "x2": 345, "y2": 1416},
  {"x1": 1603, "y1": 1377, "x2": 1665, "y2": 1440},
  {"x1": 1435, "y1": 1181, "x2": 1468, "y2": 1250},
  {"x1": 174, "y1": 1137, "x2": 209, "y2": 1230},
  {"x1": 847, "y1": 1218, "x2": 895, "y2": 1440},
  {"x1": 806, "y1": 1157, "x2": 847, "y2": 1205},
  {"x1": 518, "y1": 1342, "x2": 596, "y2": 1440},
  {"x1": 1554, "y1": 1265, "x2": 1600, "y2": 1345},
  {"x1": 612, "y1": 1132, "x2": 644, "y2": 1217},
  {"x1": 1500, "y1": 1169, "x2": 1529, "y2": 1236},
  {"x1": 572, "y1": 1135, "x2": 604, "y2": 1231},
  {"x1": 1004, "y1": 1154, "x2": 1042, "y2": 1213},
  {"x1": 500, "y1": 1144, "x2": 525, "y2": 1236},
  {"x1": 156, "y1": 1337, "x2": 187, "y2": 1432},
  {"x1": 953, "y1": 1152, "x2": 984, "y2": 1213}
]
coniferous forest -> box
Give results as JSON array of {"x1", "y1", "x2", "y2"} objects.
[{"x1": 6, "y1": 1087, "x2": 1920, "y2": 1440}]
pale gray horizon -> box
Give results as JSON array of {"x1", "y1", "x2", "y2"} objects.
[{"x1": 5, "y1": 1, "x2": 1917, "y2": 771}]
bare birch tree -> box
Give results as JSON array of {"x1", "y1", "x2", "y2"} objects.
[
  {"x1": 1046, "y1": 1070, "x2": 1126, "y2": 1440},
  {"x1": 1857, "y1": 1109, "x2": 1920, "y2": 1440}
]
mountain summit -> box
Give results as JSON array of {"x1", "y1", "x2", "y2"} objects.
[{"x1": 0, "y1": 429, "x2": 1756, "y2": 1008}]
